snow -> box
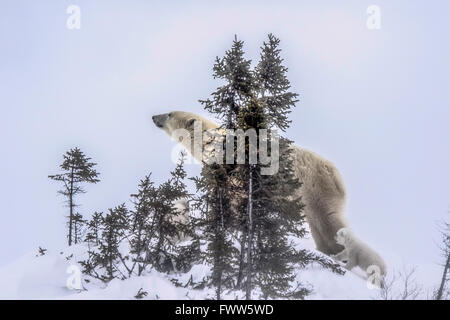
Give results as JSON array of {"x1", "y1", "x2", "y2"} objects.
[{"x1": 0, "y1": 233, "x2": 391, "y2": 300}]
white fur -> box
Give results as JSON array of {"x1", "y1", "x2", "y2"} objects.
[{"x1": 332, "y1": 228, "x2": 387, "y2": 280}]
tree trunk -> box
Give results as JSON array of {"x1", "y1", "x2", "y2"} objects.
[
  {"x1": 68, "y1": 166, "x2": 74, "y2": 246},
  {"x1": 216, "y1": 188, "x2": 224, "y2": 300},
  {"x1": 436, "y1": 253, "x2": 450, "y2": 300},
  {"x1": 95, "y1": 223, "x2": 99, "y2": 246},
  {"x1": 236, "y1": 231, "x2": 246, "y2": 289},
  {"x1": 74, "y1": 220, "x2": 77, "y2": 244},
  {"x1": 215, "y1": 247, "x2": 223, "y2": 300},
  {"x1": 216, "y1": 280, "x2": 222, "y2": 300},
  {"x1": 137, "y1": 228, "x2": 143, "y2": 276},
  {"x1": 245, "y1": 165, "x2": 254, "y2": 300},
  {"x1": 108, "y1": 229, "x2": 114, "y2": 280}
]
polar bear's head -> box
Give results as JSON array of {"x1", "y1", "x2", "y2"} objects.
[
  {"x1": 153, "y1": 111, "x2": 221, "y2": 163},
  {"x1": 152, "y1": 111, "x2": 218, "y2": 137},
  {"x1": 153, "y1": 111, "x2": 197, "y2": 157},
  {"x1": 335, "y1": 228, "x2": 353, "y2": 246},
  {"x1": 153, "y1": 110, "x2": 279, "y2": 174}
]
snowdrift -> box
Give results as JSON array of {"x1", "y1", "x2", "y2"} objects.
[{"x1": 0, "y1": 235, "x2": 381, "y2": 300}]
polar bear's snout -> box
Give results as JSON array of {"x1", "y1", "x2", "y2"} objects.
[{"x1": 152, "y1": 113, "x2": 168, "y2": 128}]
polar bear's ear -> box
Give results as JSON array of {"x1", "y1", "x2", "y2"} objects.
[{"x1": 186, "y1": 118, "x2": 196, "y2": 128}]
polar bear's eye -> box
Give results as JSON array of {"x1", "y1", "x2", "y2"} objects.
[{"x1": 168, "y1": 112, "x2": 173, "y2": 117}]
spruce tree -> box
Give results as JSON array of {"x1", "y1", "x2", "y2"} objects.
[
  {"x1": 80, "y1": 155, "x2": 196, "y2": 281},
  {"x1": 200, "y1": 34, "x2": 342, "y2": 300},
  {"x1": 199, "y1": 35, "x2": 255, "y2": 294},
  {"x1": 239, "y1": 33, "x2": 304, "y2": 299},
  {"x1": 72, "y1": 212, "x2": 85, "y2": 245},
  {"x1": 146, "y1": 153, "x2": 190, "y2": 273},
  {"x1": 96, "y1": 204, "x2": 129, "y2": 281},
  {"x1": 192, "y1": 163, "x2": 237, "y2": 299},
  {"x1": 255, "y1": 33, "x2": 299, "y2": 131},
  {"x1": 85, "y1": 211, "x2": 103, "y2": 246},
  {"x1": 49, "y1": 147, "x2": 100, "y2": 246},
  {"x1": 129, "y1": 174, "x2": 158, "y2": 276},
  {"x1": 200, "y1": 35, "x2": 253, "y2": 128}
]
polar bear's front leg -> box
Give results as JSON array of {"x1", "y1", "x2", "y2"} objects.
[
  {"x1": 344, "y1": 256, "x2": 357, "y2": 271},
  {"x1": 331, "y1": 248, "x2": 348, "y2": 262}
]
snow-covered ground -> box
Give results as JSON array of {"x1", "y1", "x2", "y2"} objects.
[{"x1": 0, "y1": 233, "x2": 402, "y2": 300}]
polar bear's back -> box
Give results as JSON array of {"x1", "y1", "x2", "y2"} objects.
[{"x1": 290, "y1": 146, "x2": 346, "y2": 209}]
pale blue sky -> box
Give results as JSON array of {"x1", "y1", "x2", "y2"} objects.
[{"x1": 1, "y1": 1, "x2": 449, "y2": 286}]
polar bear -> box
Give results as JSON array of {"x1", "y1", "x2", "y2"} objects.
[
  {"x1": 152, "y1": 111, "x2": 348, "y2": 255},
  {"x1": 332, "y1": 228, "x2": 387, "y2": 282}
]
